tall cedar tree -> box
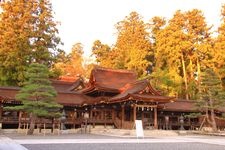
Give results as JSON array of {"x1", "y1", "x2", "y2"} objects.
[
  {"x1": 12, "y1": 63, "x2": 62, "y2": 135},
  {"x1": 114, "y1": 12, "x2": 151, "y2": 77},
  {"x1": 0, "y1": 0, "x2": 62, "y2": 86},
  {"x1": 154, "y1": 11, "x2": 190, "y2": 98},
  {"x1": 92, "y1": 40, "x2": 115, "y2": 68},
  {"x1": 153, "y1": 10, "x2": 210, "y2": 99},
  {"x1": 197, "y1": 68, "x2": 225, "y2": 132},
  {"x1": 214, "y1": 4, "x2": 225, "y2": 79}
]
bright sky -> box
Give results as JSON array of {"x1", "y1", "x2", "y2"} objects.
[{"x1": 51, "y1": 0, "x2": 225, "y2": 57}]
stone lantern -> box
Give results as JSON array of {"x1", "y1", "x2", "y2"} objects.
[
  {"x1": 60, "y1": 109, "x2": 66, "y2": 130},
  {"x1": 179, "y1": 115, "x2": 184, "y2": 130},
  {"x1": 84, "y1": 112, "x2": 89, "y2": 133}
]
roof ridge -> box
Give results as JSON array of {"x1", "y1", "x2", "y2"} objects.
[{"x1": 94, "y1": 66, "x2": 136, "y2": 74}]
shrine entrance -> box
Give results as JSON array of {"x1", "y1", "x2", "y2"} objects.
[{"x1": 133, "y1": 104, "x2": 158, "y2": 129}]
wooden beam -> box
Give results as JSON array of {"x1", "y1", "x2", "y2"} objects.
[
  {"x1": 0, "y1": 104, "x2": 2, "y2": 120},
  {"x1": 154, "y1": 107, "x2": 158, "y2": 129},
  {"x1": 136, "y1": 104, "x2": 157, "y2": 108}
]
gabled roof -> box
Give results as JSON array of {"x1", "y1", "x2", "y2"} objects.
[
  {"x1": 110, "y1": 80, "x2": 149, "y2": 101},
  {"x1": 79, "y1": 67, "x2": 137, "y2": 94},
  {"x1": 109, "y1": 79, "x2": 175, "y2": 103}
]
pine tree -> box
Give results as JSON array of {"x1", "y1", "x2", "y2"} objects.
[
  {"x1": 10, "y1": 63, "x2": 62, "y2": 135},
  {"x1": 197, "y1": 68, "x2": 225, "y2": 132}
]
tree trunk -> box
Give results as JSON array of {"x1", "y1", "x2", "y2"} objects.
[
  {"x1": 205, "y1": 105, "x2": 211, "y2": 124},
  {"x1": 205, "y1": 99, "x2": 217, "y2": 132},
  {"x1": 190, "y1": 59, "x2": 194, "y2": 80},
  {"x1": 209, "y1": 98, "x2": 217, "y2": 132},
  {"x1": 27, "y1": 113, "x2": 36, "y2": 135},
  {"x1": 210, "y1": 108, "x2": 217, "y2": 132},
  {"x1": 197, "y1": 57, "x2": 201, "y2": 86},
  {"x1": 181, "y1": 54, "x2": 189, "y2": 100}
]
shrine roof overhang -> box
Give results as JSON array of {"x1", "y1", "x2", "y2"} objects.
[
  {"x1": 218, "y1": 108, "x2": 225, "y2": 113},
  {"x1": 0, "y1": 87, "x2": 21, "y2": 104},
  {"x1": 159, "y1": 100, "x2": 225, "y2": 113},
  {"x1": 106, "y1": 79, "x2": 174, "y2": 103},
  {"x1": 158, "y1": 100, "x2": 198, "y2": 112},
  {"x1": 78, "y1": 94, "x2": 175, "y2": 106},
  {"x1": 77, "y1": 85, "x2": 120, "y2": 94},
  {"x1": 81, "y1": 96, "x2": 110, "y2": 106},
  {"x1": 0, "y1": 95, "x2": 21, "y2": 104},
  {"x1": 108, "y1": 93, "x2": 175, "y2": 104},
  {"x1": 0, "y1": 86, "x2": 89, "y2": 106}
]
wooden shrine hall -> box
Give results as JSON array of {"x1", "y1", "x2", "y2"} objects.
[{"x1": 0, "y1": 67, "x2": 225, "y2": 130}]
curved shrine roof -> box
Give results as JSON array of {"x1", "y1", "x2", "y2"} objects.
[{"x1": 79, "y1": 67, "x2": 137, "y2": 94}]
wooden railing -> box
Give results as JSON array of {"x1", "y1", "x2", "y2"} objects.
[
  {"x1": 88, "y1": 118, "x2": 113, "y2": 124},
  {"x1": 1, "y1": 117, "x2": 19, "y2": 123}
]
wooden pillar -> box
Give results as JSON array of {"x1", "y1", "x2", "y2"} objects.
[
  {"x1": 101, "y1": 110, "x2": 104, "y2": 120},
  {"x1": 17, "y1": 111, "x2": 22, "y2": 131},
  {"x1": 141, "y1": 107, "x2": 144, "y2": 122},
  {"x1": 121, "y1": 105, "x2": 125, "y2": 128},
  {"x1": 0, "y1": 104, "x2": 2, "y2": 120},
  {"x1": 44, "y1": 123, "x2": 46, "y2": 136},
  {"x1": 154, "y1": 107, "x2": 158, "y2": 129},
  {"x1": 0, "y1": 104, "x2": 3, "y2": 129},
  {"x1": 74, "y1": 111, "x2": 77, "y2": 119},
  {"x1": 112, "y1": 109, "x2": 115, "y2": 121},
  {"x1": 133, "y1": 105, "x2": 136, "y2": 121},
  {"x1": 90, "y1": 110, "x2": 93, "y2": 119}
]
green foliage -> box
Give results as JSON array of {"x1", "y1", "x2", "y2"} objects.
[
  {"x1": 185, "y1": 113, "x2": 202, "y2": 118},
  {"x1": 187, "y1": 80, "x2": 198, "y2": 100},
  {"x1": 152, "y1": 9, "x2": 211, "y2": 99},
  {"x1": 197, "y1": 68, "x2": 225, "y2": 110},
  {"x1": 92, "y1": 40, "x2": 114, "y2": 68},
  {"x1": 0, "y1": 0, "x2": 62, "y2": 86},
  {"x1": 150, "y1": 68, "x2": 183, "y2": 96},
  {"x1": 7, "y1": 63, "x2": 62, "y2": 118}
]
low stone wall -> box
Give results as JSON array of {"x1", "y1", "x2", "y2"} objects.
[{"x1": 91, "y1": 128, "x2": 179, "y2": 137}]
